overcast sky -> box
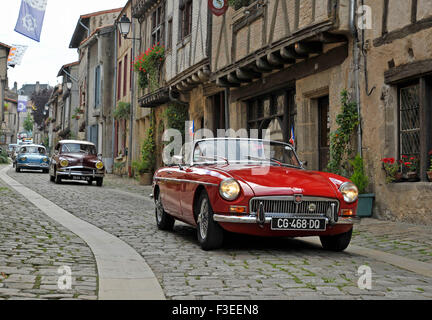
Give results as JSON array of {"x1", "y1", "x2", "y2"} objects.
[{"x1": 1, "y1": 0, "x2": 127, "y2": 90}]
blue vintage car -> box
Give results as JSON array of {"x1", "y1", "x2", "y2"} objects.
[{"x1": 15, "y1": 144, "x2": 50, "y2": 173}]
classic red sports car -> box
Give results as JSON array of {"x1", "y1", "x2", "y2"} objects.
[
  {"x1": 49, "y1": 140, "x2": 105, "y2": 186},
  {"x1": 153, "y1": 138, "x2": 359, "y2": 251}
]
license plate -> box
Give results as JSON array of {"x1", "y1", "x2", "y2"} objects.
[
  {"x1": 271, "y1": 218, "x2": 326, "y2": 231},
  {"x1": 72, "y1": 176, "x2": 88, "y2": 181}
]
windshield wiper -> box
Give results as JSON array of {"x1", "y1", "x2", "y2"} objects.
[
  {"x1": 247, "y1": 156, "x2": 282, "y2": 166},
  {"x1": 199, "y1": 156, "x2": 229, "y2": 165}
]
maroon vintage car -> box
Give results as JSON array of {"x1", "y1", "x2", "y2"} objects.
[
  {"x1": 49, "y1": 140, "x2": 105, "y2": 186},
  {"x1": 153, "y1": 138, "x2": 359, "y2": 251}
]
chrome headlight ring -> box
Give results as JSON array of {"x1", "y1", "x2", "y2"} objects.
[
  {"x1": 219, "y1": 178, "x2": 241, "y2": 201},
  {"x1": 339, "y1": 182, "x2": 359, "y2": 203}
]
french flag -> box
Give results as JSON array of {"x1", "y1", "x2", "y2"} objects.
[{"x1": 289, "y1": 125, "x2": 295, "y2": 147}]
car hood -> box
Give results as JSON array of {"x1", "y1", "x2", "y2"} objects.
[
  {"x1": 60, "y1": 153, "x2": 99, "y2": 167},
  {"x1": 211, "y1": 164, "x2": 340, "y2": 198}
]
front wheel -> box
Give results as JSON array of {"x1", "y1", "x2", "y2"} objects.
[
  {"x1": 15, "y1": 167, "x2": 20, "y2": 172},
  {"x1": 196, "y1": 192, "x2": 224, "y2": 251},
  {"x1": 155, "y1": 192, "x2": 174, "y2": 231},
  {"x1": 96, "y1": 178, "x2": 103, "y2": 187},
  {"x1": 320, "y1": 228, "x2": 353, "y2": 252}
]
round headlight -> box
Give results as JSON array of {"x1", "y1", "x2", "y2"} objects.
[
  {"x1": 339, "y1": 182, "x2": 359, "y2": 203},
  {"x1": 20, "y1": 157, "x2": 27, "y2": 161},
  {"x1": 219, "y1": 178, "x2": 241, "y2": 201},
  {"x1": 60, "y1": 159, "x2": 69, "y2": 167},
  {"x1": 96, "y1": 161, "x2": 104, "y2": 170},
  {"x1": 43, "y1": 158, "x2": 49, "y2": 162}
]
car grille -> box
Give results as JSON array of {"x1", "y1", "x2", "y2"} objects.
[{"x1": 250, "y1": 196, "x2": 339, "y2": 217}]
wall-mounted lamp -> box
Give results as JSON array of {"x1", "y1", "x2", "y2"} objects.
[{"x1": 116, "y1": 14, "x2": 141, "y2": 40}]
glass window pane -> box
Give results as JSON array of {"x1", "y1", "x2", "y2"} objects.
[{"x1": 399, "y1": 83, "x2": 420, "y2": 159}]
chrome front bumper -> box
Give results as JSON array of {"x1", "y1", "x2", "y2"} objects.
[
  {"x1": 57, "y1": 168, "x2": 104, "y2": 178},
  {"x1": 213, "y1": 214, "x2": 359, "y2": 225},
  {"x1": 17, "y1": 163, "x2": 49, "y2": 169}
]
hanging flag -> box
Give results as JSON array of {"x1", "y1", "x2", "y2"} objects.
[
  {"x1": 189, "y1": 120, "x2": 195, "y2": 138},
  {"x1": 17, "y1": 96, "x2": 29, "y2": 113},
  {"x1": 14, "y1": 0, "x2": 48, "y2": 42},
  {"x1": 289, "y1": 125, "x2": 295, "y2": 147},
  {"x1": 7, "y1": 45, "x2": 28, "y2": 66}
]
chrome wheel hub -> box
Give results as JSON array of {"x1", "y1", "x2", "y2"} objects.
[
  {"x1": 156, "y1": 196, "x2": 163, "y2": 223},
  {"x1": 198, "y1": 199, "x2": 209, "y2": 240}
]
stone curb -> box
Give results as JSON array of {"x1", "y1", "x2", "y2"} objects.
[
  {"x1": 301, "y1": 237, "x2": 432, "y2": 278},
  {"x1": 0, "y1": 165, "x2": 165, "y2": 300}
]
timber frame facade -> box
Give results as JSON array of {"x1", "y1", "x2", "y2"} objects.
[{"x1": 127, "y1": 0, "x2": 432, "y2": 224}]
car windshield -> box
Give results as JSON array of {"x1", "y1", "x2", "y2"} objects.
[
  {"x1": 61, "y1": 143, "x2": 96, "y2": 155},
  {"x1": 19, "y1": 146, "x2": 46, "y2": 155},
  {"x1": 192, "y1": 139, "x2": 301, "y2": 168}
]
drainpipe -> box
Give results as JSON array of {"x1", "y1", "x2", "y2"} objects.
[
  {"x1": 112, "y1": 27, "x2": 118, "y2": 173},
  {"x1": 224, "y1": 88, "x2": 230, "y2": 131},
  {"x1": 79, "y1": 18, "x2": 90, "y2": 38},
  {"x1": 128, "y1": 19, "x2": 136, "y2": 177},
  {"x1": 349, "y1": 0, "x2": 362, "y2": 157}
]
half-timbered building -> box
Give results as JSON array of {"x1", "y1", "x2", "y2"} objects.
[{"x1": 210, "y1": 0, "x2": 432, "y2": 224}]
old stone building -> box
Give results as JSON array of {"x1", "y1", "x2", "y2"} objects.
[
  {"x1": 114, "y1": 1, "x2": 134, "y2": 175},
  {"x1": 131, "y1": 0, "x2": 211, "y2": 168},
  {"x1": 0, "y1": 42, "x2": 11, "y2": 145},
  {"x1": 208, "y1": 0, "x2": 432, "y2": 224},
  {"x1": 69, "y1": 8, "x2": 122, "y2": 173},
  {"x1": 57, "y1": 62, "x2": 80, "y2": 141}
]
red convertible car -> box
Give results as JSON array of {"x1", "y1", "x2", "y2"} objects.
[{"x1": 153, "y1": 138, "x2": 359, "y2": 251}]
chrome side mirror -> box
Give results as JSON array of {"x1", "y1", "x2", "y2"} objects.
[{"x1": 301, "y1": 160, "x2": 308, "y2": 167}]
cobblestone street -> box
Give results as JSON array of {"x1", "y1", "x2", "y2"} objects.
[{"x1": 0, "y1": 165, "x2": 432, "y2": 300}]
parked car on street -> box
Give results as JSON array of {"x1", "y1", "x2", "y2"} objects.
[
  {"x1": 153, "y1": 138, "x2": 359, "y2": 251},
  {"x1": 15, "y1": 144, "x2": 50, "y2": 173},
  {"x1": 49, "y1": 140, "x2": 105, "y2": 186}
]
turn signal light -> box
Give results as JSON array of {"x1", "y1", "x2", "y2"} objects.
[
  {"x1": 229, "y1": 206, "x2": 247, "y2": 214},
  {"x1": 341, "y1": 209, "x2": 354, "y2": 217}
]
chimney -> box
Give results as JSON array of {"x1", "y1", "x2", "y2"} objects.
[
  {"x1": 13, "y1": 82, "x2": 17, "y2": 93},
  {"x1": 36, "y1": 81, "x2": 40, "y2": 93}
]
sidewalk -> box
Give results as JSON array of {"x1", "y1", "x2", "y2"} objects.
[
  {"x1": 351, "y1": 218, "x2": 432, "y2": 264},
  {"x1": 0, "y1": 165, "x2": 98, "y2": 300}
]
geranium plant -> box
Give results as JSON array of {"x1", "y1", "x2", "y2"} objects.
[
  {"x1": 133, "y1": 44, "x2": 165, "y2": 92},
  {"x1": 428, "y1": 150, "x2": 432, "y2": 172},
  {"x1": 381, "y1": 157, "x2": 400, "y2": 183},
  {"x1": 401, "y1": 155, "x2": 418, "y2": 173}
]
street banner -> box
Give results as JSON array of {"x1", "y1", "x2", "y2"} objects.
[
  {"x1": 208, "y1": 0, "x2": 228, "y2": 16},
  {"x1": 14, "y1": 0, "x2": 48, "y2": 42},
  {"x1": 17, "y1": 95, "x2": 29, "y2": 113},
  {"x1": 7, "y1": 44, "x2": 28, "y2": 66}
]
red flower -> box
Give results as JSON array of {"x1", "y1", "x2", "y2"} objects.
[{"x1": 428, "y1": 150, "x2": 432, "y2": 156}]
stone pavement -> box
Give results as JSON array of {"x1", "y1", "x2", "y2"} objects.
[
  {"x1": 0, "y1": 166, "x2": 98, "y2": 300},
  {"x1": 3, "y1": 167, "x2": 432, "y2": 300}
]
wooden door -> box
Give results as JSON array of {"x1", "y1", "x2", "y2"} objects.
[{"x1": 318, "y1": 96, "x2": 330, "y2": 171}]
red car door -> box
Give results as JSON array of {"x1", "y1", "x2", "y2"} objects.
[{"x1": 160, "y1": 168, "x2": 183, "y2": 217}]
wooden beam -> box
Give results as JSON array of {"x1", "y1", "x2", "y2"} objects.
[
  {"x1": 216, "y1": 77, "x2": 240, "y2": 88},
  {"x1": 267, "y1": 52, "x2": 286, "y2": 67},
  {"x1": 317, "y1": 32, "x2": 347, "y2": 43},
  {"x1": 230, "y1": 44, "x2": 348, "y2": 101},
  {"x1": 382, "y1": 0, "x2": 389, "y2": 35},
  {"x1": 255, "y1": 57, "x2": 274, "y2": 72},
  {"x1": 374, "y1": 16, "x2": 432, "y2": 47},
  {"x1": 227, "y1": 72, "x2": 248, "y2": 84},
  {"x1": 384, "y1": 59, "x2": 432, "y2": 84},
  {"x1": 236, "y1": 68, "x2": 260, "y2": 81},
  {"x1": 294, "y1": 42, "x2": 323, "y2": 55},
  {"x1": 411, "y1": 0, "x2": 418, "y2": 24},
  {"x1": 280, "y1": 46, "x2": 307, "y2": 60}
]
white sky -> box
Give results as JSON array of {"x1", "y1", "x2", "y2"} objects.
[{"x1": 1, "y1": 0, "x2": 127, "y2": 90}]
